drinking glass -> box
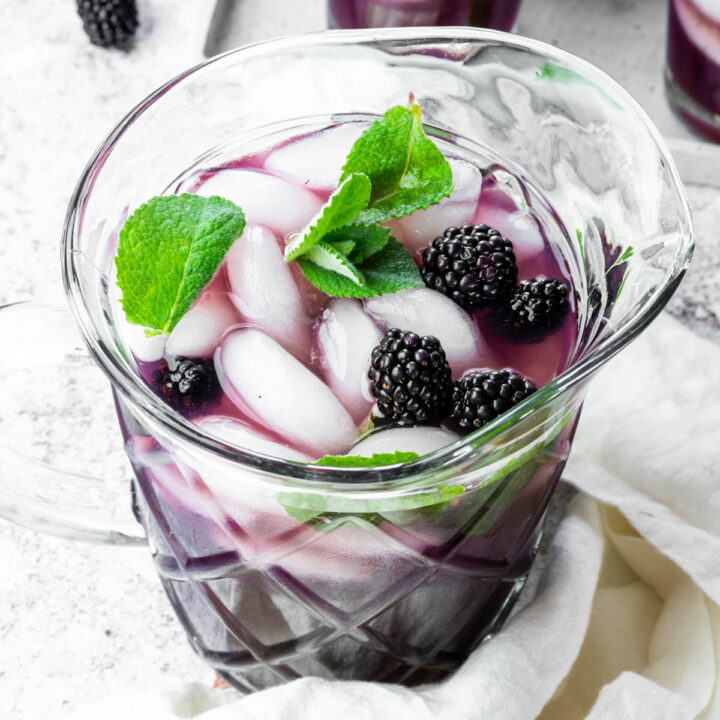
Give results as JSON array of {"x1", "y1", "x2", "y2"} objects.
[
  {"x1": 0, "y1": 28, "x2": 693, "y2": 692},
  {"x1": 328, "y1": 0, "x2": 523, "y2": 31},
  {"x1": 666, "y1": 0, "x2": 720, "y2": 141}
]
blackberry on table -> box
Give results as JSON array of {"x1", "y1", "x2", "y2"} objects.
[
  {"x1": 368, "y1": 329, "x2": 452, "y2": 426},
  {"x1": 450, "y1": 369, "x2": 537, "y2": 434},
  {"x1": 152, "y1": 357, "x2": 220, "y2": 414},
  {"x1": 420, "y1": 224, "x2": 518, "y2": 310},
  {"x1": 492, "y1": 277, "x2": 570, "y2": 342},
  {"x1": 76, "y1": 0, "x2": 138, "y2": 49}
]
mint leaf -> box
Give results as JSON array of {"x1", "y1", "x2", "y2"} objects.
[
  {"x1": 306, "y1": 241, "x2": 364, "y2": 285},
  {"x1": 297, "y1": 237, "x2": 422, "y2": 298},
  {"x1": 297, "y1": 258, "x2": 364, "y2": 298},
  {"x1": 331, "y1": 239, "x2": 356, "y2": 256},
  {"x1": 115, "y1": 194, "x2": 245, "y2": 334},
  {"x1": 281, "y1": 498, "x2": 329, "y2": 524},
  {"x1": 341, "y1": 104, "x2": 453, "y2": 224},
  {"x1": 277, "y1": 484, "x2": 463, "y2": 524},
  {"x1": 328, "y1": 223, "x2": 391, "y2": 264},
  {"x1": 285, "y1": 172, "x2": 371, "y2": 261},
  {"x1": 313, "y1": 451, "x2": 421, "y2": 467},
  {"x1": 360, "y1": 237, "x2": 424, "y2": 293}
]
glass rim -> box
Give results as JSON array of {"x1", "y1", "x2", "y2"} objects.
[{"x1": 61, "y1": 27, "x2": 694, "y2": 492}]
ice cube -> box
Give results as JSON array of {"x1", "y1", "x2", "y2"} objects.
[
  {"x1": 225, "y1": 224, "x2": 312, "y2": 357},
  {"x1": 476, "y1": 185, "x2": 544, "y2": 246},
  {"x1": 447, "y1": 157, "x2": 484, "y2": 204},
  {"x1": 166, "y1": 292, "x2": 239, "y2": 358},
  {"x1": 217, "y1": 328, "x2": 358, "y2": 456},
  {"x1": 676, "y1": 0, "x2": 720, "y2": 63},
  {"x1": 475, "y1": 192, "x2": 556, "y2": 279},
  {"x1": 365, "y1": 288, "x2": 495, "y2": 376},
  {"x1": 117, "y1": 321, "x2": 166, "y2": 362},
  {"x1": 692, "y1": 0, "x2": 720, "y2": 22},
  {"x1": 393, "y1": 157, "x2": 482, "y2": 256},
  {"x1": 351, "y1": 426, "x2": 461, "y2": 457},
  {"x1": 317, "y1": 298, "x2": 382, "y2": 423},
  {"x1": 264, "y1": 123, "x2": 365, "y2": 191},
  {"x1": 396, "y1": 202, "x2": 476, "y2": 256},
  {"x1": 196, "y1": 168, "x2": 322, "y2": 238},
  {"x1": 198, "y1": 416, "x2": 311, "y2": 463}
]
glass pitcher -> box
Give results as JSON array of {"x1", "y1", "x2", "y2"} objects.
[{"x1": 0, "y1": 29, "x2": 693, "y2": 692}]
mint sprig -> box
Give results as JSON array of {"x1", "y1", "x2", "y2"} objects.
[
  {"x1": 304, "y1": 241, "x2": 365, "y2": 285},
  {"x1": 340, "y1": 104, "x2": 453, "y2": 224},
  {"x1": 331, "y1": 224, "x2": 391, "y2": 264},
  {"x1": 285, "y1": 101, "x2": 452, "y2": 297},
  {"x1": 313, "y1": 451, "x2": 421, "y2": 467},
  {"x1": 275, "y1": 451, "x2": 461, "y2": 523},
  {"x1": 297, "y1": 237, "x2": 423, "y2": 298},
  {"x1": 115, "y1": 194, "x2": 245, "y2": 335},
  {"x1": 285, "y1": 172, "x2": 371, "y2": 262},
  {"x1": 277, "y1": 483, "x2": 464, "y2": 525}
]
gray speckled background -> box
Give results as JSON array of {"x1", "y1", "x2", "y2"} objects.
[{"x1": 1, "y1": 1, "x2": 719, "y2": 718}]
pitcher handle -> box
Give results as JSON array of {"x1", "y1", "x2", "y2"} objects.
[{"x1": 0, "y1": 300, "x2": 145, "y2": 545}]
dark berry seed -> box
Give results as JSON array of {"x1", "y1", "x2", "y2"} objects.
[
  {"x1": 403, "y1": 332, "x2": 420, "y2": 348},
  {"x1": 368, "y1": 329, "x2": 452, "y2": 426},
  {"x1": 390, "y1": 365, "x2": 405, "y2": 382},
  {"x1": 450, "y1": 369, "x2": 537, "y2": 435}
]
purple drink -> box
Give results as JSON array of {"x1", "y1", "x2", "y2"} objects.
[
  {"x1": 667, "y1": 0, "x2": 720, "y2": 140},
  {"x1": 112, "y1": 118, "x2": 579, "y2": 691},
  {"x1": 328, "y1": 0, "x2": 522, "y2": 32}
]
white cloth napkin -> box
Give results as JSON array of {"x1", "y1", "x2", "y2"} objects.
[{"x1": 61, "y1": 313, "x2": 720, "y2": 720}]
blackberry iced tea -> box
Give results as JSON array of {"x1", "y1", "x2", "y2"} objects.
[
  {"x1": 667, "y1": 0, "x2": 720, "y2": 140},
  {"x1": 328, "y1": 0, "x2": 522, "y2": 32},
  {"x1": 112, "y1": 116, "x2": 579, "y2": 691}
]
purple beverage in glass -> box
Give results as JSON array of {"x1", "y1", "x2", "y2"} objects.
[
  {"x1": 0, "y1": 26, "x2": 691, "y2": 698},
  {"x1": 112, "y1": 119, "x2": 580, "y2": 691},
  {"x1": 328, "y1": 0, "x2": 522, "y2": 32},
  {"x1": 666, "y1": 0, "x2": 720, "y2": 140}
]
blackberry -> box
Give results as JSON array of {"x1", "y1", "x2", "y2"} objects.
[
  {"x1": 450, "y1": 369, "x2": 537, "y2": 434},
  {"x1": 420, "y1": 224, "x2": 518, "y2": 310},
  {"x1": 368, "y1": 329, "x2": 452, "y2": 426},
  {"x1": 152, "y1": 357, "x2": 220, "y2": 414},
  {"x1": 76, "y1": 0, "x2": 138, "y2": 49},
  {"x1": 492, "y1": 277, "x2": 570, "y2": 342}
]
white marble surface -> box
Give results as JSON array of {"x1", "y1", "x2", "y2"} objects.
[{"x1": 1, "y1": 1, "x2": 720, "y2": 719}]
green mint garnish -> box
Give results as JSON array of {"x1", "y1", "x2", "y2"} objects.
[
  {"x1": 115, "y1": 194, "x2": 245, "y2": 335},
  {"x1": 277, "y1": 451, "x2": 424, "y2": 522},
  {"x1": 313, "y1": 451, "x2": 421, "y2": 467},
  {"x1": 333, "y1": 224, "x2": 391, "y2": 264},
  {"x1": 285, "y1": 172, "x2": 371, "y2": 261},
  {"x1": 285, "y1": 101, "x2": 452, "y2": 297},
  {"x1": 340, "y1": 104, "x2": 453, "y2": 224},
  {"x1": 304, "y1": 241, "x2": 365, "y2": 285},
  {"x1": 277, "y1": 483, "x2": 463, "y2": 524},
  {"x1": 297, "y1": 237, "x2": 423, "y2": 298}
]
